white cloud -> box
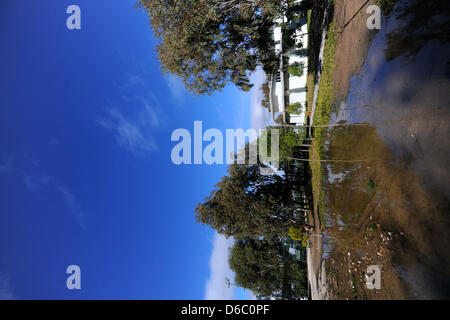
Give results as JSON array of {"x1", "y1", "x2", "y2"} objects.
[
  {"x1": 107, "y1": 68, "x2": 165, "y2": 155},
  {"x1": 204, "y1": 233, "x2": 236, "y2": 300},
  {"x1": 141, "y1": 97, "x2": 162, "y2": 128},
  {"x1": 0, "y1": 275, "x2": 14, "y2": 300},
  {"x1": 164, "y1": 74, "x2": 186, "y2": 106},
  {"x1": 98, "y1": 100, "x2": 162, "y2": 156},
  {"x1": 249, "y1": 69, "x2": 270, "y2": 132},
  {"x1": 54, "y1": 182, "x2": 84, "y2": 223}
]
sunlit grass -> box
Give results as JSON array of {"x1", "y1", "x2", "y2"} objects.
[{"x1": 310, "y1": 21, "x2": 336, "y2": 227}]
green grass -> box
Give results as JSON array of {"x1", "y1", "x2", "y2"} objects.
[
  {"x1": 313, "y1": 21, "x2": 336, "y2": 146},
  {"x1": 307, "y1": 10, "x2": 311, "y2": 31},
  {"x1": 310, "y1": 21, "x2": 336, "y2": 228}
]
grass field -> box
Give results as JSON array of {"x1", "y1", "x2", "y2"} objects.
[{"x1": 309, "y1": 21, "x2": 336, "y2": 227}]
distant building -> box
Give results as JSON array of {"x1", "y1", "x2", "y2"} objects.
[{"x1": 269, "y1": 0, "x2": 309, "y2": 126}]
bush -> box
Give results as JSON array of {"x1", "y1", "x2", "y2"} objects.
[
  {"x1": 287, "y1": 102, "x2": 303, "y2": 114},
  {"x1": 288, "y1": 62, "x2": 305, "y2": 77},
  {"x1": 288, "y1": 226, "x2": 302, "y2": 241},
  {"x1": 301, "y1": 233, "x2": 309, "y2": 248}
]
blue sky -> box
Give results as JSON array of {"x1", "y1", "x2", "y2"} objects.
[{"x1": 0, "y1": 0, "x2": 267, "y2": 299}]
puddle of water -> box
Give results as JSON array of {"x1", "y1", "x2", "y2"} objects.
[{"x1": 321, "y1": 0, "x2": 450, "y2": 299}]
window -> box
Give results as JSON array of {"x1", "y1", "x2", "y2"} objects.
[{"x1": 275, "y1": 72, "x2": 281, "y2": 82}]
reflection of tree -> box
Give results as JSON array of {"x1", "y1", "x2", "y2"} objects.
[{"x1": 385, "y1": 0, "x2": 450, "y2": 61}]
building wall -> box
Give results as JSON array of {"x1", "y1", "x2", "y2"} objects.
[
  {"x1": 269, "y1": 3, "x2": 309, "y2": 125},
  {"x1": 286, "y1": 20, "x2": 308, "y2": 125}
]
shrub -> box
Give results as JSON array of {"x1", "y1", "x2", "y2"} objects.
[
  {"x1": 288, "y1": 226, "x2": 302, "y2": 241},
  {"x1": 288, "y1": 61, "x2": 305, "y2": 77},
  {"x1": 287, "y1": 102, "x2": 303, "y2": 114},
  {"x1": 301, "y1": 233, "x2": 309, "y2": 248}
]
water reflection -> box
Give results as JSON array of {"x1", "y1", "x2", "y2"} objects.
[
  {"x1": 321, "y1": 0, "x2": 450, "y2": 299},
  {"x1": 384, "y1": 0, "x2": 450, "y2": 62}
]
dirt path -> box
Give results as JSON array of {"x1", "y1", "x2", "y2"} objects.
[
  {"x1": 333, "y1": 0, "x2": 377, "y2": 98},
  {"x1": 307, "y1": 234, "x2": 329, "y2": 299}
]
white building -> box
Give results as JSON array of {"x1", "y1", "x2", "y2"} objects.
[{"x1": 269, "y1": 1, "x2": 309, "y2": 126}]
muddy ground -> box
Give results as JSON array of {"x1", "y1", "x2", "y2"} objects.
[{"x1": 316, "y1": 0, "x2": 450, "y2": 299}]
